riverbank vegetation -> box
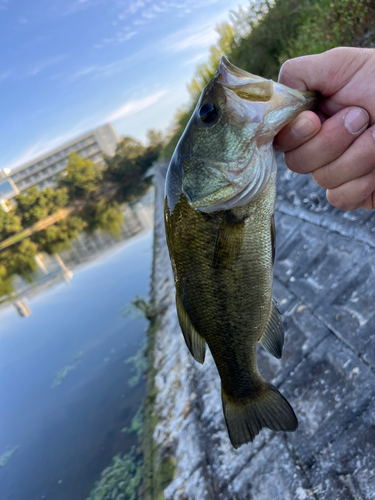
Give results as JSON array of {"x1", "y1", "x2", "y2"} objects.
[{"x1": 161, "y1": 0, "x2": 375, "y2": 159}]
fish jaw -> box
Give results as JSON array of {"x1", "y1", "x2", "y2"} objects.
[
  {"x1": 263, "y1": 82, "x2": 317, "y2": 135},
  {"x1": 218, "y1": 55, "x2": 318, "y2": 138}
]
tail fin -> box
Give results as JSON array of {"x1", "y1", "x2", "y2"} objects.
[{"x1": 222, "y1": 383, "x2": 298, "y2": 449}]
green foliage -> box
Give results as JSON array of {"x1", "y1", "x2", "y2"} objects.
[
  {"x1": 154, "y1": 458, "x2": 175, "y2": 499},
  {"x1": 122, "y1": 295, "x2": 157, "y2": 321},
  {"x1": 0, "y1": 239, "x2": 38, "y2": 281},
  {"x1": 86, "y1": 447, "x2": 143, "y2": 500},
  {"x1": 105, "y1": 133, "x2": 162, "y2": 202},
  {"x1": 82, "y1": 200, "x2": 124, "y2": 238},
  {"x1": 0, "y1": 265, "x2": 14, "y2": 298},
  {"x1": 124, "y1": 340, "x2": 147, "y2": 388},
  {"x1": 32, "y1": 216, "x2": 86, "y2": 254},
  {"x1": 161, "y1": 0, "x2": 375, "y2": 159},
  {"x1": 106, "y1": 137, "x2": 156, "y2": 182},
  {"x1": 59, "y1": 152, "x2": 103, "y2": 199},
  {"x1": 0, "y1": 208, "x2": 22, "y2": 241},
  {"x1": 15, "y1": 186, "x2": 69, "y2": 227},
  {"x1": 122, "y1": 407, "x2": 145, "y2": 438},
  {"x1": 281, "y1": 0, "x2": 375, "y2": 60}
]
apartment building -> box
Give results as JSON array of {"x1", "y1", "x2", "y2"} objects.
[{"x1": 0, "y1": 123, "x2": 119, "y2": 201}]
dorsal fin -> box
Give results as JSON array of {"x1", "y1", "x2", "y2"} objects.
[
  {"x1": 176, "y1": 295, "x2": 206, "y2": 364},
  {"x1": 259, "y1": 299, "x2": 284, "y2": 359}
]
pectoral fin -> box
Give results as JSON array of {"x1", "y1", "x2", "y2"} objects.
[
  {"x1": 213, "y1": 212, "x2": 246, "y2": 268},
  {"x1": 259, "y1": 300, "x2": 285, "y2": 359},
  {"x1": 176, "y1": 295, "x2": 206, "y2": 364}
]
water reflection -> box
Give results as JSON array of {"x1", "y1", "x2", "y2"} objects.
[
  {"x1": 1, "y1": 194, "x2": 153, "y2": 318},
  {"x1": 0, "y1": 193, "x2": 154, "y2": 500}
]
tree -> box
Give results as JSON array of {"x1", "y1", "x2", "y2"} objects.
[
  {"x1": 32, "y1": 216, "x2": 86, "y2": 254},
  {"x1": 0, "y1": 239, "x2": 38, "y2": 282},
  {"x1": 0, "y1": 208, "x2": 22, "y2": 241},
  {"x1": 59, "y1": 153, "x2": 102, "y2": 199},
  {"x1": 15, "y1": 186, "x2": 69, "y2": 227},
  {"x1": 82, "y1": 200, "x2": 123, "y2": 238},
  {"x1": 0, "y1": 265, "x2": 14, "y2": 298},
  {"x1": 105, "y1": 134, "x2": 162, "y2": 202}
]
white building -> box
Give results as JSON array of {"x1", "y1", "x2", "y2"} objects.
[{"x1": 0, "y1": 123, "x2": 119, "y2": 205}]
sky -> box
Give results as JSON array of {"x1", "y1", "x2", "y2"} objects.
[{"x1": 0, "y1": 0, "x2": 245, "y2": 171}]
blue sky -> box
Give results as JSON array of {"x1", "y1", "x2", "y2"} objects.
[{"x1": 1, "y1": 0, "x2": 245, "y2": 171}]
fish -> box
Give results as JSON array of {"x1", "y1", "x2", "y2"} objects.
[{"x1": 164, "y1": 56, "x2": 317, "y2": 449}]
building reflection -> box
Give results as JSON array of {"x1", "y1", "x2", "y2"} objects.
[{"x1": 1, "y1": 197, "x2": 154, "y2": 317}]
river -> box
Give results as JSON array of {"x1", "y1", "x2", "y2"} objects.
[{"x1": 0, "y1": 200, "x2": 153, "y2": 500}]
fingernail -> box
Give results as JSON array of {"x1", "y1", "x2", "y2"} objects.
[
  {"x1": 344, "y1": 107, "x2": 369, "y2": 134},
  {"x1": 291, "y1": 116, "x2": 316, "y2": 140}
]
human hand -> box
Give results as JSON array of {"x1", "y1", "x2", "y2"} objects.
[{"x1": 274, "y1": 47, "x2": 375, "y2": 210}]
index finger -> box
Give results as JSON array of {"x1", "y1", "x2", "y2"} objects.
[{"x1": 278, "y1": 48, "x2": 372, "y2": 96}]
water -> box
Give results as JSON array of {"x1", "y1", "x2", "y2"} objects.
[{"x1": 0, "y1": 217, "x2": 153, "y2": 499}]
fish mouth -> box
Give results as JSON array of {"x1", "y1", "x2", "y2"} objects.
[{"x1": 217, "y1": 56, "x2": 319, "y2": 130}]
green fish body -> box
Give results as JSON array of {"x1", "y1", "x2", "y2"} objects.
[{"x1": 164, "y1": 57, "x2": 317, "y2": 449}]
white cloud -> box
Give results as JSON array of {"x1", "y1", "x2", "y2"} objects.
[
  {"x1": 106, "y1": 90, "x2": 167, "y2": 122},
  {"x1": 0, "y1": 0, "x2": 8, "y2": 11},
  {"x1": 27, "y1": 55, "x2": 67, "y2": 76},
  {"x1": 173, "y1": 28, "x2": 217, "y2": 51},
  {"x1": 18, "y1": 17, "x2": 29, "y2": 24},
  {"x1": 129, "y1": 0, "x2": 145, "y2": 14},
  {"x1": 141, "y1": 9, "x2": 156, "y2": 19},
  {"x1": 67, "y1": 65, "x2": 97, "y2": 82},
  {"x1": 183, "y1": 53, "x2": 206, "y2": 66}
]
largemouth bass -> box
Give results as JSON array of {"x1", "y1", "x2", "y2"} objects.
[{"x1": 164, "y1": 57, "x2": 317, "y2": 449}]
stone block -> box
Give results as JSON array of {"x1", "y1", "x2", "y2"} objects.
[
  {"x1": 316, "y1": 256, "x2": 375, "y2": 354},
  {"x1": 310, "y1": 400, "x2": 375, "y2": 500},
  {"x1": 281, "y1": 336, "x2": 375, "y2": 467},
  {"x1": 228, "y1": 436, "x2": 315, "y2": 500}
]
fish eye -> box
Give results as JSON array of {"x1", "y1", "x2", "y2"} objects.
[{"x1": 198, "y1": 102, "x2": 218, "y2": 124}]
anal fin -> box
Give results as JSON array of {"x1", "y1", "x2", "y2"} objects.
[
  {"x1": 259, "y1": 299, "x2": 285, "y2": 359},
  {"x1": 176, "y1": 295, "x2": 206, "y2": 364}
]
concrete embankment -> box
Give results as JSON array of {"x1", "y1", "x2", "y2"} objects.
[{"x1": 145, "y1": 158, "x2": 375, "y2": 500}]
